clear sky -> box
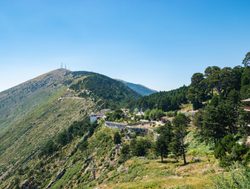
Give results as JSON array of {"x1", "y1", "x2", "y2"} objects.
[{"x1": 0, "y1": 0, "x2": 250, "y2": 92}]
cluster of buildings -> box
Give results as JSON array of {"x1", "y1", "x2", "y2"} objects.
[{"x1": 89, "y1": 109, "x2": 110, "y2": 123}]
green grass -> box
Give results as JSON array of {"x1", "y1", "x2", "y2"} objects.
[
  {"x1": 99, "y1": 156, "x2": 216, "y2": 189},
  {"x1": 0, "y1": 122, "x2": 223, "y2": 189},
  {"x1": 0, "y1": 87, "x2": 96, "y2": 185}
]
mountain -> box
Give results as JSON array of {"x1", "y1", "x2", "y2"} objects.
[
  {"x1": 1, "y1": 65, "x2": 249, "y2": 189},
  {"x1": 0, "y1": 69, "x2": 140, "y2": 187},
  {"x1": 0, "y1": 69, "x2": 214, "y2": 189},
  {"x1": 118, "y1": 80, "x2": 157, "y2": 96}
]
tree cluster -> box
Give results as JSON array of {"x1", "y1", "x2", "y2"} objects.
[
  {"x1": 156, "y1": 114, "x2": 190, "y2": 164},
  {"x1": 132, "y1": 86, "x2": 188, "y2": 112},
  {"x1": 144, "y1": 109, "x2": 165, "y2": 121},
  {"x1": 188, "y1": 66, "x2": 248, "y2": 109},
  {"x1": 40, "y1": 118, "x2": 98, "y2": 156},
  {"x1": 119, "y1": 114, "x2": 190, "y2": 165},
  {"x1": 190, "y1": 54, "x2": 250, "y2": 166},
  {"x1": 106, "y1": 109, "x2": 125, "y2": 122}
]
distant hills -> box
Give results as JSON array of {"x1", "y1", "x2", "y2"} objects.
[{"x1": 118, "y1": 80, "x2": 157, "y2": 96}]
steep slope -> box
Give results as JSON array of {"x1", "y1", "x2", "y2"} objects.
[
  {"x1": 0, "y1": 122, "x2": 219, "y2": 189},
  {"x1": 118, "y1": 80, "x2": 157, "y2": 96},
  {"x1": 0, "y1": 69, "x2": 70, "y2": 131},
  {"x1": 0, "y1": 69, "x2": 140, "y2": 183}
]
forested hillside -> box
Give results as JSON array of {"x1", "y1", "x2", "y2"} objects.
[
  {"x1": 131, "y1": 86, "x2": 188, "y2": 111},
  {"x1": 70, "y1": 74, "x2": 140, "y2": 108}
]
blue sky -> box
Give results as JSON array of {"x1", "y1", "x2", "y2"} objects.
[{"x1": 0, "y1": 0, "x2": 250, "y2": 92}]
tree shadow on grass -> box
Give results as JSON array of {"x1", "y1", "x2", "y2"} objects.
[{"x1": 157, "y1": 159, "x2": 179, "y2": 164}]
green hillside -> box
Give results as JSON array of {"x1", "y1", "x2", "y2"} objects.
[
  {"x1": 0, "y1": 60, "x2": 249, "y2": 189},
  {"x1": 0, "y1": 69, "x2": 140, "y2": 187}
]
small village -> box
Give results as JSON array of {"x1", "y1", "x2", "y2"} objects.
[
  {"x1": 90, "y1": 98, "x2": 250, "y2": 144},
  {"x1": 90, "y1": 109, "x2": 161, "y2": 136}
]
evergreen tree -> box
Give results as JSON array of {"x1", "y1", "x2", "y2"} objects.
[
  {"x1": 114, "y1": 132, "x2": 122, "y2": 145},
  {"x1": 241, "y1": 67, "x2": 250, "y2": 98},
  {"x1": 188, "y1": 73, "x2": 207, "y2": 109},
  {"x1": 197, "y1": 92, "x2": 241, "y2": 144},
  {"x1": 204, "y1": 66, "x2": 221, "y2": 96},
  {"x1": 155, "y1": 122, "x2": 173, "y2": 162},
  {"x1": 171, "y1": 114, "x2": 190, "y2": 165},
  {"x1": 242, "y1": 52, "x2": 250, "y2": 67},
  {"x1": 130, "y1": 138, "x2": 152, "y2": 157}
]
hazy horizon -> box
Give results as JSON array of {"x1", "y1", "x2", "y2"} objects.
[{"x1": 1, "y1": 0, "x2": 250, "y2": 92}]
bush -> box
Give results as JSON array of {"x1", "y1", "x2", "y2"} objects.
[
  {"x1": 40, "y1": 139, "x2": 58, "y2": 156},
  {"x1": 130, "y1": 138, "x2": 152, "y2": 157},
  {"x1": 214, "y1": 135, "x2": 249, "y2": 167},
  {"x1": 119, "y1": 144, "x2": 131, "y2": 163},
  {"x1": 114, "y1": 132, "x2": 122, "y2": 145},
  {"x1": 106, "y1": 109, "x2": 125, "y2": 121},
  {"x1": 166, "y1": 111, "x2": 177, "y2": 117},
  {"x1": 144, "y1": 109, "x2": 165, "y2": 121},
  {"x1": 78, "y1": 140, "x2": 88, "y2": 151},
  {"x1": 56, "y1": 130, "x2": 72, "y2": 146},
  {"x1": 213, "y1": 164, "x2": 250, "y2": 189}
]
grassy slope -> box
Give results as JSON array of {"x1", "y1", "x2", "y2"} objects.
[
  {"x1": 0, "y1": 69, "x2": 142, "y2": 187},
  {"x1": 0, "y1": 122, "x2": 223, "y2": 189},
  {"x1": 0, "y1": 87, "x2": 95, "y2": 174},
  {"x1": 98, "y1": 127, "x2": 219, "y2": 189},
  {"x1": 51, "y1": 126, "x2": 221, "y2": 189},
  {"x1": 0, "y1": 69, "x2": 69, "y2": 132},
  {"x1": 0, "y1": 69, "x2": 98, "y2": 179}
]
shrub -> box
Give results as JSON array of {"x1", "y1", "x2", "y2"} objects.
[
  {"x1": 114, "y1": 132, "x2": 122, "y2": 145},
  {"x1": 78, "y1": 140, "x2": 88, "y2": 152},
  {"x1": 214, "y1": 135, "x2": 249, "y2": 167},
  {"x1": 130, "y1": 138, "x2": 152, "y2": 157},
  {"x1": 40, "y1": 139, "x2": 58, "y2": 156},
  {"x1": 119, "y1": 144, "x2": 131, "y2": 163},
  {"x1": 212, "y1": 164, "x2": 250, "y2": 189}
]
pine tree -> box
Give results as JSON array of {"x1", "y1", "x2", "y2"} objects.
[
  {"x1": 155, "y1": 122, "x2": 173, "y2": 162},
  {"x1": 242, "y1": 52, "x2": 250, "y2": 67},
  {"x1": 171, "y1": 114, "x2": 190, "y2": 165},
  {"x1": 114, "y1": 132, "x2": 122, "y2": 145}
]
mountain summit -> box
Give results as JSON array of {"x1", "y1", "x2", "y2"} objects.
[{"x1": 0, "y1": 69, "x2": 143, "y2": 183}]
